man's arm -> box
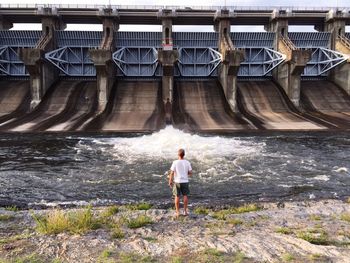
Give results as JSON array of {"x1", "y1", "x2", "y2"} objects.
[
  {"x1": 188, "y1": 162, "x2": 193, "y2": 176},
  {"x1": 168, "y1": 171, "x2": 174, "y2": 187}
]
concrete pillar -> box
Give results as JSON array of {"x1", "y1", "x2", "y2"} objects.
[
  {"x1": 157, "y1": 12, "x2": 178, "y2": 123},
  {"x1": 324, "y1": 11, "x2": 350, "y2": 95},
  {"x1": 325, "y1": 10, "x2": 347, "y2": 50},
  {"x1": 89, "y1": 17, "x2": 118, "y2": 112},
  {"x1": 19, "y1": 15, "x2": 65, "y2": 110},
  {"x1": 0, "y1": 16, "x2": 13, "y2": 30},
  {"x1": 158, "y1": 50, "x2": 178, "y2": 102},
  {"x1": 214, "y1": 11, "x2": 244, "y2": 113},
  {"x1": 266, "y1": 15, "x2": 311, "y2": 107}
]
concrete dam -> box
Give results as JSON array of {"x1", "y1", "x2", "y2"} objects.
[{"x1": 1, "y1": 5, "x2": 350, "y2": 133}]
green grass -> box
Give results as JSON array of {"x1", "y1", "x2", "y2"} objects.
[
  {"x1": 308, "y1": 253, "x2": 330, "y2": 262},
  {"x1": 281, "y1": 253, "x2": 295, "y2": 262},
  {"x1": 195, "y1": 248, "x2": 225, "y2": 263},
  {"x1": 111, "y1": 225, "x2": 125, "y2": 239},
  {"x1": 125, "y1": 202, "x2": 152, "y2": 211},
  {"x1": 116, "y1": 252, "x2": 156, "y2": 263},
  {"x1": 143, "y1": 236, "x2": 158, "y2": 242},
  {"x1": 101, "y1": 205, "x2": 119, "y2": 218},
  {"x1": 232, "y1": 203, "x2": 261, "y2": 214},
  {"x1": 4, "y1": 206, "x2": 19, "y2": 212},
  {"x1": 227, "y1": 218, "x2": 243, "y2": 226},
  {"x1": 309, "y1": 214, "x2": 321, "y2": 221},
  {"x1": 275, "y1": 227, "x2": 293, "y2": 235},
  {"x1": 0, "y1": 214, "x2": 14, "y2": 221},
  {"x1": 194, "y1": 249, "x2": 246, "y2": 263},
  {"x1": 170, "y1": 256, "x2": 183, "y2": 263},
  {"x1": 169, "y1": 248, "x2": 248, "y2": 263},
  {"x1": 127, "y1": 215, "x2": 153, "y2": 229},
  {"x1": 297, "y1": 229, "x2": 330, "y2": 245},
  {"x1": 0, "y1": 233, "x2": 32, "y2": 245},
  {"x1": 232, "y1": 251, "x2": 246, "y2": 263},
  {"x1": 97, "y1": 249, "x2": 114, "y2": 263},
  {"x1": 32, "y1": 206, "x2": 100, "y2": 235},
  {"x1": 194, "y1": 206, "x2": 210, "y2": 215},
  {"x1": 340, "y1": 213, "x2": 350, "y2": 223},
  {"x1": 0, "y1": 253, "x2": 48, "y2": 263},
  {"x1": 211, "y1": 204, "x2": 261, "y2": 220},
  {"x1": 212, "y1": 210, "x2": 229, "y2": 220}
]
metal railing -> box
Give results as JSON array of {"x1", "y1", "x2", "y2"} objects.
[
  {"x1": 338, "y1": 34, "x2": 350, "y2": 50},
  {"x1": 0, "y1": 3, "x2": 348, "y2": 12},
  {"x1": 280, "y1": 34, "x2": 298, "y2": 51}
]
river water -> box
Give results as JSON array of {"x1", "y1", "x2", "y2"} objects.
[{"x1": 0, "y1": 126, "x2": 349, "y2": 208}]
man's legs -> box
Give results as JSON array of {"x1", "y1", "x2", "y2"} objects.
[
  {"x1": 175, "y1": 196, "x2": 180, "y2": 217},
  {"x1": 183, "y1": 195, "x2": 188, "y2": 215}
]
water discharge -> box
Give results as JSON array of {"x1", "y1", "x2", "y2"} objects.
[{"x1": 0, "y1": 128, "x2": 349, "y2": 208}]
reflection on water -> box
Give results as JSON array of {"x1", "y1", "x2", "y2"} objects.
[{"x1": 0, "y1": 127, "x2": 349, "y2": 207}]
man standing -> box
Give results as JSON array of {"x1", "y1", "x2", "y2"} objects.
[{"x1": 169, "y1": 149, "x2": 192, "y2": 217}]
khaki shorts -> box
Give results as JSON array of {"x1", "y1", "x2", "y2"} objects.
[{"x1": 173, "y1": 183, "x2": 190, "y2": 197}]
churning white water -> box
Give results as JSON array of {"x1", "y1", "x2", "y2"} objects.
[{"x1": 90, "y1": 126, "x2": 265, "y2": 164}]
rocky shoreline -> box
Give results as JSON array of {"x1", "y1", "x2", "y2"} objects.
[{"x1": 0, "y1": 199, "x2": 350, "y2": 262}]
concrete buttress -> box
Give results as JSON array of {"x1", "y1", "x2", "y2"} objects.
[
  {"x1": 89, "y1": 12, "x2": 119, "y2": 113},
  {"x1": 215, "y1": 10, "x2": 244, "y2": 113},
  {"x1": 19, "y1": 13, "x2": 66, "y2": 110}
]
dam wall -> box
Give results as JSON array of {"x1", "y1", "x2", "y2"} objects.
[{"x1": 0, "y1": 5, "x2": 350, "y2": 132}]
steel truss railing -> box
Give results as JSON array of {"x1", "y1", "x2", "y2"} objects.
[
  {"x1": 45, "y1": 46, "x2": 95, "y2": 76},
  {"x1": 239, "y1": 47, "x2": 285, "y2": 77},
  {"x1": 176, "y1": 47, "x2": 221, "y2": 77},
  {"x1": 303, "y1": 47, "x2": 349, "y2": 76},
  {"x1": 112, "y1": 47, "x2": 159, "y2": 77},
  {"x1": 0, "y1": 46, "x2": 27, "y2": 76}
]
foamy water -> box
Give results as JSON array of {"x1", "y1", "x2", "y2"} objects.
[
  {"x1": 90, "y1": 126, "x2": 265, "y2": 162},
  {"x1": 79, "y1": 126, "x2": 266, "y2": 181}
]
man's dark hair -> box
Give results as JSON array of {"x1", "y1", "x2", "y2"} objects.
[{"x1": 178, "y1": 148, "x2": 185, "y2": 158}]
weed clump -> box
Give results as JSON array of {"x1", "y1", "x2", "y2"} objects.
[
  {"x1": 275, "y1": 227, "x2": 293, "y2": 235},
  {"x1": 297, "y1": 229, "x2": 330, "y2": 245},
  {"x1": 125, "y1": 203, "x2": 152, "y2": 211},
  {"x1": 0, "y1": 214, "x2": 14, "y2": 221},
  {"x1": 32, "y1": 206, "x2": 100, "y2": 235},
  {"x1": 340, "y1": 213, "x2": 350, "y2": 223},
  {"x1": 127, "y1": 215, "x2": 153, "y2": 229},
  {"x1": 194, "y1": 206, "x2": 210, "y2": 215}
]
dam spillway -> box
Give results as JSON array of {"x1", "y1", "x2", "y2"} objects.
[{"x1": 0, "y1": 5, "x2": 350, "y2": 133}]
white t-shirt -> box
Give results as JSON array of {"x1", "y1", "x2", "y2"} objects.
[{"x1": 170, "y1": 159, "x2": 192, "y2": 183}]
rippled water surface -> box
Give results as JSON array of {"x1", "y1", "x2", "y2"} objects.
[{"x1": 0, "y1": 127, "x2": 349, "y2": 207}]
